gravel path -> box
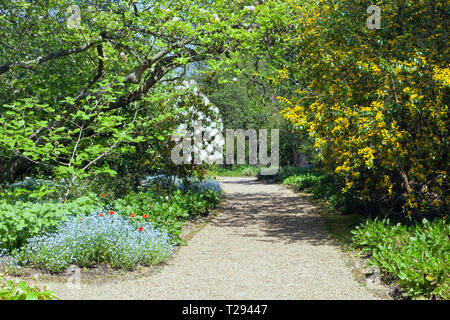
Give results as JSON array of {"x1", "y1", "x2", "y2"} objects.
[{"x1": 39, "y1": 177, "x2": 381, "y2": 299}]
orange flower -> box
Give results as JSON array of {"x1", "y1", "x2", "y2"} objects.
[
  {"x1": 130, "y1": 213, "x2": 135, "y2": 218},
  {"x1": 99, "y1": 213, "x2": 103, "y2": 217},
  {"x1": 102, "y1": 194, "x2": 106, "y2": 198},
  {"x1": 110, "y1": 210, "x2": 114, "y2": 215},
  {"x1": 143, "y1": 214, "x2": 148, "y2": 219}
]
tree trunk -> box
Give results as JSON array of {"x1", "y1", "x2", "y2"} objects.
[{"x1": 0, "y1": 155, "x2": 34, "y2": 183}]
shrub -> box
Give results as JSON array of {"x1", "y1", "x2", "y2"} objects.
[
  {"x1": 352, "y1": 218, "x2": 450, "y2": 299},
  {"x1": 17, "y1": 212, "x2": 174, "y2": 273},
  {"x1": 171, "y1": 190, "x2": 220, "y2": 217},
  {"x1": 278, "y1": 0, "x2": 449, "y2": 218}
]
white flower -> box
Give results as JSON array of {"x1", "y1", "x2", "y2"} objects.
[
  {"x1": 210, "y1": 128, "x2": 219, "y2": 137},
  {"x1": 195, "y1": 141, "x2": 203, "y2": 148},
  {"x1": 173, "y1": 17, "x2": 180, "y2": 22},
  {"x1": 214, "y1": 135, "x2": 225, "y2": 147},
  {"x1": 245, "y1": 5, "x2": 256, "y2": 13},
  {"x1": 212, "y1": 14, "x2": 220, "y2": 22},
  {"x1": 206, "y1": 144, "x2": 214, "y2": 153},
  {"x1": 213, "y1": 151, "x2": 224, "y2": 161},
  {"x1": 233, "y1": 77, "x2": 238, "y2": 82}
]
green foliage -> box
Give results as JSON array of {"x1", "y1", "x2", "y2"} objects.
[
  {"x1": 210, "y1": 165, "x2": 259, "y2": 177},
  {"x1": 0, "y1": 195, "x2": 98, "y2": 250},
  {"x1": 352, "y1": 219, "x2": 450, "y2": 299},
  {"x1": 0, "y1": 276, "x2": 58, "y2": 300},
  {"x1": 0, "y1": 175, "x2": 221, "y2": 252},
  {"x1": 274, "y1": 167, "x2": 369, "y2": 215},
  {"x1": 113, "y1": 189, "x2": 220, "y2": 244},
  {"x1": 172, "y1": 189, "x2": 220, "y2": 217},
  {"x1": 0, "y1": 0, "x2": 296, "y2": 191},
  {"x1": 199, "y1": 57, "x2": 300, "y2": 166}
]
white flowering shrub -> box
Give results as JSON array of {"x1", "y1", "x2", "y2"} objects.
[{"x1": 172, "y1": 80, "x2": 225, "y2": 165}]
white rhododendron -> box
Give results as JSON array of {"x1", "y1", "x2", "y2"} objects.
[{"x1": 172, "y1": 80, "x2": 225, "y2": 164}]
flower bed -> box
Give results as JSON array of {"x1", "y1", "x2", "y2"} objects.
[
  {"x1": 17, "y1": 212, "x2": 174, "y2": 273},
  {"x1": 0, "y1": 178, "x2": 222, "y2": 274}
]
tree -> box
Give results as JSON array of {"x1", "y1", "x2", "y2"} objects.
[{"x1": 0, "y1": 0, "x2": 298, "y2": 188}]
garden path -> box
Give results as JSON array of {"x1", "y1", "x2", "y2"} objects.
[{"x1": 40, "y1": 177, "x2": 382, "y2": 299}]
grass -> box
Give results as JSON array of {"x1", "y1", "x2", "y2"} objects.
[
  {"x1": 208, "y1": 165, "x2": 259, "y2": 177},
  {"x1": 320, "y1": 204, "x2": 365, "y2": 246}
]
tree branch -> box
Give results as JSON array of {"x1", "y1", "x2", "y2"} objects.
[{"x1": 0, "y1": 36, "x2": 104, "y2": 75}]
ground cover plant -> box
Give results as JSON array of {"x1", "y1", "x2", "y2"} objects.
[
  {"x1": 0, "y1": 196, "x2": 98, "y2": 250},
  {"x1": 17, "y1": 211, "x2": 174, "y2": 273},
  {"x1": 352, "y1": 218, "x2": 449, "y2": 300},
  {"x1": 0, "y1": 177, "x2": 222, "y2": 274}
]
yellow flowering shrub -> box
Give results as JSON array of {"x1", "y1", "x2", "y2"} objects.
[{"x1": 278, "y1": 0, "x2": 448, "y2": 216}]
